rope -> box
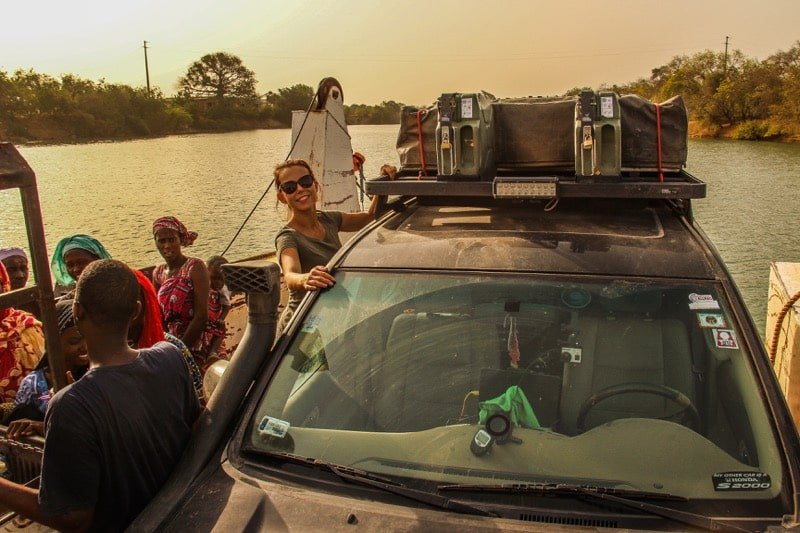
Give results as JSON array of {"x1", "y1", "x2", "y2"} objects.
[
  {"x1": 286, "y1": 91, "x2": 320, "y2": 162},
  {"x1": 769, "y1": 289, "x2": 800, "y2": 365},
  {"x1": 220, "y1": 91, "x2": 319, "y2": 256},
  {"x1": 220, "y1": 180, "x2": 275, "y2": 257},
  {"x1": 354, "y1": 161, "x2": 371, "y2": 208},
  {"x1": 416, "y1": 109, "x2": 428, "y2": 177},
  {"x1": 655, "y1": 103, "x2": 664, "y2": 183},
  {"x1": 328, "y1": 111, "x2": 352, "y2": 140}
]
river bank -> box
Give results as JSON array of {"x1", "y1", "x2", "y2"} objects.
[
  {"x1": 688, "y1": 120, "x2": 800, "y2": 143},
  {"x1": 3, "y1": 117, "x2": 285, "y2": 147},
  {"x1": 7, "y1": 118, "x2": 799, "y2": 148}
]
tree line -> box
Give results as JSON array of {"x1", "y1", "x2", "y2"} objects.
[
  {"x1": 0, "y1": 52, "x2": 405, "y2": 143},
  {"x1": 591, "y1": 41, "x2": 800, "y2": 140},
  {"x1": 1, "y1": 44, "x2": 799, "y2": 144}
]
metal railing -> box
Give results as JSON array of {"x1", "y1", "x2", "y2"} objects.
[{"x1": 0, "y1": 142, "x2": 66, "y2": 390}]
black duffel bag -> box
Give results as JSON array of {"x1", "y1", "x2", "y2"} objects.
[{"x1": 620, "y1": 94, "x2": 688, "y2": 172}]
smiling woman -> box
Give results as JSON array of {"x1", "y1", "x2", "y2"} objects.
[
  {"x1": 273, "y1": 158, "x2": 395, "y2": 330},
  {"x1": 150, "y1": 216, "x2": 225, "y2": 371},
  {"x1": 50, "y1": 234, "x2": 112, "y2": 291}
]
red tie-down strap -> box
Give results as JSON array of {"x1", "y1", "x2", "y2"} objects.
[{"x1": 655, "y1": 103, "x2": 664, "y2": 183}]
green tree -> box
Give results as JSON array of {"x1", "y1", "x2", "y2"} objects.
[
  {"x1": 344, "y1": 100, "x2": 403, "y2": 124},
  {"x1": 9, "y1": 69, "x2": 62, "y2": 116},
  {"x1": 264, "y1": 84, "x2": 315, "y2": 126},
  {"x1": 177, "y1": 52, "x2": 257, "y2": 100},
  {"x1": 764, "y1": 41, "x2": 800, "y2": 137}
]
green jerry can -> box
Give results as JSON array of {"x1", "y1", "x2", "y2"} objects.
[
  {"x1": 575, "y1": 90, "x2": 621, "y2": 179},
  {"x1": 435, "y1": 93, "x2": 495, "y2": 180}
]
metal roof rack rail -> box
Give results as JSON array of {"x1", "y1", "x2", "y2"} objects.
[{"x1": 366, "y1": 169, "x2": 705, "y2": 200}]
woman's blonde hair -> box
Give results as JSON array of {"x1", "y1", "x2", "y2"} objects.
[{"x1": 273, "y1": 159, "x2": 314, "y2": 184}]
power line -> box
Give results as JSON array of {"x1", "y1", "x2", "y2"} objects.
[{"x1": 183, "y1": 42, "x2": 723, "y2": 65}]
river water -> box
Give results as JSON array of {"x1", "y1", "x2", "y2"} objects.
[{"x1": 2, "y1": 125, "x2": 799, "y2": 337}]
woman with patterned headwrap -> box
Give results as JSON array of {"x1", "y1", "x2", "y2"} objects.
[
  {"x1": 6, "y1": 298, "x2": 89, "y2": 435},
  {"x1": 0, "y1": 262, "x2": 44, "y2": 421},
  {"x1": 51, "y1": 234, "x2": 112, "y2": 290},
  {"x1": 151, "y1": 216, "x2": 220, "y2": 371}
]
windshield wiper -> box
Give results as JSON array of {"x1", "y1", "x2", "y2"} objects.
[
  {"x1": 438, "y1": 482, "x2": 753, "y2": 532},
  {"x1": 439, "y1": 482, "x2": 686, "y2": 501},
  {"x1": 260, "y1": 451, "x2": 497, "y2": 518}
]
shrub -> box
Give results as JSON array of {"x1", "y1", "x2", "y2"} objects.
[{"x1": 732, "y1": 120, "x2": 769, "y2": 140}]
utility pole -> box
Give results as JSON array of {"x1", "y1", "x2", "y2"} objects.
[
  {"x1": 723, "y1": 36, "x2": 729, "y2": 75},
  {"x1": 143, "y1": 40, "x2": 151, "y2": 96}
]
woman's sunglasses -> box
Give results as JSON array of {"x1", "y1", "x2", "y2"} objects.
[{"x1": 279, "y1": 174, "x2": 315, "y2": 195}]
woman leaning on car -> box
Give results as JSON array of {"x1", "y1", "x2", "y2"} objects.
[{"x1": 273, "y1": 158, "x2": 396, "y2": 330}]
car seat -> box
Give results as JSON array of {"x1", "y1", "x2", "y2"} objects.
[
  {"x1": 559, "y1": 315, "x2": 695, "y2": 435},
  {"x1": 373, "y1": 311, "x2": 501, "y2": 432}
]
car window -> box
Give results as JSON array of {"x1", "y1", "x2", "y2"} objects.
[{"x1": 246, "y1": 271, "x2": 783, "y2": 501}]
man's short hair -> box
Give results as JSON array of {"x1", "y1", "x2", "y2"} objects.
[{"x1": 75, "y1": 259, "x2": 139, "y2": 327}]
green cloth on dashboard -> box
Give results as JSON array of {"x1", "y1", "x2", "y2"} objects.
[{"x1": 479, "y1": 385, "x2": 540, "y2": 429}]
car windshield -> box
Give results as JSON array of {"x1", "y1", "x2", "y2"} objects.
[{"x1": 246, "y1": 271, "x2": 783, "y2": 502}]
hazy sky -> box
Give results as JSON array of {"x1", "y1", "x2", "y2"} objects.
[{"x1": 3, "y1": 0, "x2": 799, "y2": 105}]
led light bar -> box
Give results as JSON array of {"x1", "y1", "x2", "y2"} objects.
[{"x1": 493, "y1": 177, "x2": 558, "y2": 199}]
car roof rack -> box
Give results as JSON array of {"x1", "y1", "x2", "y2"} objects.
[{"x1": 366, "y1": 169, "x2": 705, "y2": 201}]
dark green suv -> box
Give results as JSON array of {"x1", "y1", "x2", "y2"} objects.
[{"x1": 136, "y1": 180, "x2": 800, "y2": 532}]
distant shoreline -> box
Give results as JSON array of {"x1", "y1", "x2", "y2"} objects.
[
  {"x1": 10, "y1": 121, "x2": 799, "y2": 148},
  {"x1": 8, "y1": 123, "x2": 400, "y2": 148},
  {"x1": 687, "y1": 121, "x2": 800, "y2": 143}
]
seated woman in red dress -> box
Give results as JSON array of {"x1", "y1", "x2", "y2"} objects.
[
  {"x1": 151, "y1": 216, "x2": 226, "y2": 372},
  {"x1": 0, "y1": 262, "x2": 44, "y2": 421}
]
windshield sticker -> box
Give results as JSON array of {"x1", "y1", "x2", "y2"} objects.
[
  {"x1": 258, "y1": 416, "x2": 290, "y2": 439},
  {"x1": 301, "y1": 315, "x2": 322, "y2": 333},
  {"x1": 688, "y1": 293, "x2": 720, "y2": 310},
  {"x1": 697, "y1": 313, "x2": 726, "y2": 329},
  {"x1": 713, "y1": 328, "x2": 739, "y2": 350},
  {"x1": 713, "y1": 472, "x2": 771, "y2": 491}
]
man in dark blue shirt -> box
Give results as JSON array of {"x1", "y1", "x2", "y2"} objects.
[{"x1": 0, "y1": 259, "x2": 200, "y2": 531}]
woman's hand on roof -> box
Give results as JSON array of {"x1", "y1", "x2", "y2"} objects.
[
  {"x1": 380, "y1": 165, "x2": 397, "y2": 180},
  {"x1": 303, "y1": 266, "x2": 335, "y2": 291}
]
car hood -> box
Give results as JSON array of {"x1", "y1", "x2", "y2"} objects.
[{"x1": 162, "y1": 460, "x2": 593, "y2": 531}]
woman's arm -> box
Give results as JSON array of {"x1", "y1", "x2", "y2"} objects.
[
  {"x1": 279, "y1": 248, "x2": 334, "y2": 291},
  {"x1": 219, "y1": 304, "x2": 231, "y2": 322},
  {"x1": 151, "y1": 266, "x2": 162, "y2": 292},
  {"x1": 340, "y1": 164, "x2": 397, "y2": 232},
  {"x1": 182, "y1": 260, "x2": 210, "y2": 349}
]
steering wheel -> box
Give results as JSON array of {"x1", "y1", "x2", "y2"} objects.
[{"x1": 576, "y1": 382, "x2": 700, "y2": 433}]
